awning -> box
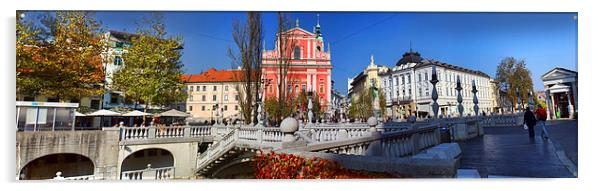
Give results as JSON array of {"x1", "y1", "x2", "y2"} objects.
[
  {"x1": 122, "y1": 110, "x2": 152, "y2": 117},
  {"x1": 158, "y1": 109, "x2": 190, "y2": 117},
  {"x1": 87, "y1": 109, "x2": 122, "y2": 116},
  {"x1": 74, "y1": 111, "x2": 86, "y2": 117}
]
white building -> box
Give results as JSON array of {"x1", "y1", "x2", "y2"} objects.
[
  {"x1": 379, "y1": 51, "x2": 495, "y2": 119},
  {"x1": 541, "y1": 67, "x2": 577, "y2": 119}
]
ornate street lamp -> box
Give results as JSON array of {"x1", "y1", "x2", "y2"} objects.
[
  {"x1": 472, "y1": 80, "x2": 479, "y2": 116},
  {"x1": 456, "y1": 75, "x2": 464, "y2": 117},
  {"x1": 430, "y1": 65, "x2": 439, "y2": 119}
]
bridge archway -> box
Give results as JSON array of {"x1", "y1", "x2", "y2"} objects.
[
  {"x1": 19, "y1": 153, "x2": 95, "y2": 180},
  {"x1": 208, "y1": 152, "x2": 256, "y2": 179},
  {"x1": 121, "y1": 148, "x2": 174, "y2": 172}
]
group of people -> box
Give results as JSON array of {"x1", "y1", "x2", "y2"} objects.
[{"x1": 523, "y1": 104, "x2": 550, "y2": 139}]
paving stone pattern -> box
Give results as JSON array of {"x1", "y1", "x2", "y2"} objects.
[{"x1": 458, "y1": 125, "x2": 575, "y2": 178}]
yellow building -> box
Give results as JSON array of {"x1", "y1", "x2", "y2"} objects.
[{"x1": 181, "y1": 68, "x2": 246, "y2": 123}]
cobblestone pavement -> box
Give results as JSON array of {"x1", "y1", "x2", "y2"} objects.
[{"x1": 458, "y1": 125, "x2": 575, "y2": 178}]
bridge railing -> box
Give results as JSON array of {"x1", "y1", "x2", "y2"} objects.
[
  {"x1": 119, "y1": 126, "x2": 213, "y2": 141},
  {"x1": 120, "y1": 166, "x2": 175, "y2": 180},
  {"x1": 197, "y1": 128, "x2": 238, "y2": 168},
  {"x1": 50, "y1": 172, "x2": 95, "y2": 180},
  {"x1": 297, "y1": 124, "x2": 440, "y2": 157},
  {"x1": 478, "y1": 113, "x2": 523, "y2": 127}
]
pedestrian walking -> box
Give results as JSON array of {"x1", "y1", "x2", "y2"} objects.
[
  {"x1": 535, "y1": 105, "x2": 550, "y2": 139},
  {"x1": 523, "y1": 107, "x2": 537, "y2": 137}
]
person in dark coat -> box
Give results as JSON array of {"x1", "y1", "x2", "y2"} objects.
[{"x1": 523, "y1": 107, "x2": 537, "y2": 137}]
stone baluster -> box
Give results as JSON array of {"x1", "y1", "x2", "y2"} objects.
[
  {"x1": 431, "y1": 65, "x2": 440, "y2": 119},
  {"x1": 456, "y1": 75, "x2": 464, "y2": 117}
]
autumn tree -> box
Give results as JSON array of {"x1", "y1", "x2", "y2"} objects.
[
  {"x1": 229, "y1": 12, "x2": 263, "y2": 125},
  {"x1": 16, "y1": 11, "x2": 43, "y2": 97},
  {"x1": 17, "y1": 11, "x2": 105, "y2": 100},
  {"x1": 111, "y1": 14, "x2": 186, "y2": 118},
  {"x1": 495, "y1": 57, "x2": 534, "y2": 112}
]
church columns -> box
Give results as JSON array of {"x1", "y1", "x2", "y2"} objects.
[
  {"x1": 549, "y1": 91, "x2": 557, "y2": 119},
  {"x1": 571, "y1": 82, "x2": 578, "y2": 111}
]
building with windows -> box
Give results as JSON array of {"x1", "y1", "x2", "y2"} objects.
[
  {"x1": 376, "y1": 50, "x2": 495, "y2": 119},
  {"x1": 181, "y1": 68, "x2": 245, "y2": 122},
  {"x1": 541, "y1": 67, "x2": 577, "y2": 119},
  {"x1": 261, "y1": 18, "x2": 332, "y2": 109}
]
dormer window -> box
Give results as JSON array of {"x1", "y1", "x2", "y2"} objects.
[{"x1": 316, "y1": 46, "x2": 321, "y2": 52}]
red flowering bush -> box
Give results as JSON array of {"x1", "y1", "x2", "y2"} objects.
[{"x1": 254, "y1": 151, "x2": 397, "y2": 179}]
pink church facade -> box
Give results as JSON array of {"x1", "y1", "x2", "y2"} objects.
[{"x1": 261, "y1": 19, "x2": 332, "y2": 109}]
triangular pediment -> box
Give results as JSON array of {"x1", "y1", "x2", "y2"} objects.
[
  {"x1": 541, "y1": 67, "x2": 577, "y2": 80},
  {"x1": 280, "y1": 27, "x2": 315, "y2": 36}
]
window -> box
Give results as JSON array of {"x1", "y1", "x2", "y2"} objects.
[
  {"x1": 235, "y1": 105, "x2": 239, "y2": 110},
  {"x1": 418, "y1": 74, "x2": 422, "y2": 82},
  {"x1": 196, "y1": 86, "x2": 200, "y2": 91},
  {"x1": 189, "y1": 95, "x2": 193, "y2": 101},
  {"x1": 288, "y1": 85, "x2": 292, "y2": 93},
  {"x1": 396, "y1": 77, "x2": 399, "y2": 86},
  {"x1": 316, "y1": 46, "x2": 321, "y2": 51},
  {"x1": 189, "y1": 106, "x2": 193, "y2": 111},
  {"x1": 90, "y1": 100, "x2": 100, "y2": 109},
  {"x1": 202, "y1": 95, "x2": 206, "y2": 101},
  {"x1": 202, "y1": 86, "x2": 206, "y2": 91},
  {"x1": 302, "y1": 85, "x2": 306, "y2": 92},
  {"x1": 408, "y1": 88, "x2": 412, "y2": 96},
  {"x1": 202, "y1": 106, "x2": 205, "y2": 111},
  {"x1": 407, "y1": 74, "x2": 411, "y2": 84},
  {"x1": 213, "y1": 95, "x2": 217, "y2": 101},
  {"x1": 224, "y1": 105, "x2": 228, "y2": 111},
  {"x1": 213, "y1": 86, "x2": 217, "y2": 91},
  {"x1": 235, "y1": 95, "x2": 239, "y2": 101},
  {"x1": 225, "y1": 85, "x2": 229, "y2": 91},
  {"x1": 320, "y1": 84, "x2": 325, "y2": 93},
  {"x1": 419, "y1": 88, "x2": 422, "y2": 97},
  {"x1": 110, "y1": 93, "x2": 119, "y2": 104},
  {"x1": 294, "y1": 46, "x2": 301, "y2": 59},
  {"x1": 114, "y1": 56, "x2": 123, "y2": 66},
  {"x1": 295, "y1": 85, "x2": 299, "y2": 93},
  {"x1": 401, "y1": 76, "x2": 405, "y2": 84},
  {"x1": 224, "y1": 95, "x2": 229, "y2": 101}
]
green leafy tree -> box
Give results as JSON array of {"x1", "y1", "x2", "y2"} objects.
[
  {"x1": 112, "y1": 14, "x2": 186, "y2": 120},
  {"x1": 378, "y1": 89, "x2": 386, "y2": 120},
  {"x1": 495, "y1": 57, "x2": 534, "y2": 111},
  {"x1": 349, "y1": 88, "x2": 373, "y2": 122}
]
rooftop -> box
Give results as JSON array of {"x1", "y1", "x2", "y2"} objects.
[{"x1": 181, "y1": 68, "x2": 246, "y2": 83}]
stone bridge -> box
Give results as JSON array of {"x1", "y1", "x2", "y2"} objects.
[{"x1": 16, "y1": 114, "x2": 522, "y2": 180}]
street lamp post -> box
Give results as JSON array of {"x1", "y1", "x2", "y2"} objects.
[{"x1": 472, "y1": 80, "x2": 479, "y2": 116}]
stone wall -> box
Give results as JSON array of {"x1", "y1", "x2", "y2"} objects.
[{"x1": 16, "y1": 129, "x2": 120, "y2": 179}]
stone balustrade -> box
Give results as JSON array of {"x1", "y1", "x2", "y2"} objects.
[
  {"x1": 197, "y1": 129, "x2": 238, "y2": 168},
  {"x1": 298, "y1": 124, "x2": 441, "y2": 158},
  {"x1": 478, "y1": 113, "x2": 523, "y2": 127},
  {"x1": 51, "y1": 172, "x2": 95, "y2": 180},
  {"x1": 120, "y1": 166, "x2": 175, "y2": 180},
  {"x1": 119, "y1": 126, "x2": 213, "y2": 141}
]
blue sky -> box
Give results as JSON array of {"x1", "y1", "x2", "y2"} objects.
[{"x1": 25, "y1": 11, "x2": 578, "y2": 93}]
